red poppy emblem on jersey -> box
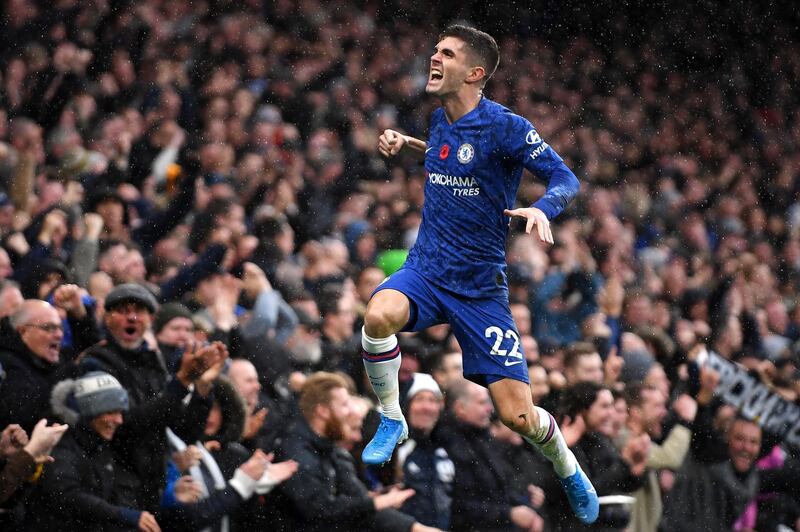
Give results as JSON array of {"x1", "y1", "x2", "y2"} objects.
[{"x1": 439, "y1": 144, "x2": 450, "y2": 159}]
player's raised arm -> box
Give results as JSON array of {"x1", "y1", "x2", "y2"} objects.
[{"x1": 378, "y1": 129, "x2": 427, "y2": 162}]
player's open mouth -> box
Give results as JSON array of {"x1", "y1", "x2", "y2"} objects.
[{"x1": 430, "y1": 68, "x2": 443, "y2": 80}]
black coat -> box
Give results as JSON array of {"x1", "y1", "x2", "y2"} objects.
[
  {"x1": 398, "y1": 429, "x2": 454, "y2": 530},
  {"x1": 78, "y1": 337, "x2": 211, "y2": 509},
  {"x1": 544, "y1": 432, "x2": 645, "y2": 532},
  {"x1": 240, "y1": 392, "x2": 292, "y2": 453},
  {"x1": 437, "y1": 416, "x2": 524, "y2": 532},
  {"x1": 26, "y1": 423, "x2": 142, "y2": 532},
  {"x1": 270, "y1": 418, "x2": 415, "y2": 532},
  {"x1": 0, "y1": 333, "x2": 64, "y2": 434}
]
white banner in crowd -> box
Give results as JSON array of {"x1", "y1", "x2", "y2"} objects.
[{"x1": 702, "y1": 349, "x2": 800, "y2": 447}]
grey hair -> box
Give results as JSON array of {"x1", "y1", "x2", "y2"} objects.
[
  {"x1": 446, "y1": 378, "x2": 476, "y2": 411},
  {"x1": 9, "y1": 304, "x2": 34, "y2": 329}
]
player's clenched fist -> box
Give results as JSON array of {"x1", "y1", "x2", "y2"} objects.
[{"x1": 378, "y1": 129, "x2": 407, "y2": 157}]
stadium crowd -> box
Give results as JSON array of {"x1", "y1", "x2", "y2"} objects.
[{"x1": 1, "y1": 0, "x2": 800, "y2": 530}]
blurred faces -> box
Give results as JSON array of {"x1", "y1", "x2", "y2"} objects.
[
  {"x1": 433, "y1": 352, "x2": 463, "y2": 391},
  {"x1": 287, "y1": 324, "x2": 322, "y2": 365},
  {"x1": 584, "y1": 389, "x2": 615, "y2": 437},
  {"x1": 205, "y1": 402, "x2": 222, "y2": 436},
  {"x1": 510, "y1": 303, "x2": 531, "y2": 336},
  {"x1": 565, "y1": 352, "x2": 603, "y2": 385},
  {"x1": 399, "y1": 355, "x2": 420, "y2": 384},
  {"x1": 327, "y1": 294, "x2": 357, "y2": 340},
  {"x1": 228, "y1": 359, "x2": 262, "y2": 411},
  {"x1": 612, "y1": 396, "x2": 628, "y2": 439},
  {"x1": 454, "y1": 382, "x2": 494, "y2": 429},
  {"x1": 16, "y1": 301, "x2": 64, "y2": 364},
  {"x1": 356, "y1": 267, "x2": 386, "y2": 304},
  {"x1": 407, "y1": 390, "x2": 443, "y2": 434},
  {"x1": 341, "y1": 396, "x2": 369, "y2": 448},
  {"x1": 644, "y1": 363, "x2": 670, "y2": 399},
  {"x1": 728, "y1": 419, "x2": 761, "y2": 473},
  {"x1": 529, "y1": 365, "x2": 550, "y2": 404},
  {"x1": 630, "y1": 388, "x2": 667, "y2": 439},
  {"x1": 156, "y1": 317, "x2": 195, "y2": 350},
  {"x1": 120, "y1": 249, "x2": 146, "y2": 283},
  {"x1": 95, "y1": 198, "x2": 125, "y2": 232},
  {"x1": 624, "y1": 294, "x2": 653, "y2": 327},
  {"x1": 320, "y1": 387, "x2": 351, "y2": 441},
  {"x1": 90, "y1": 410, "x2": 124, "y2": 441},
  {"x1": 97, "y1": 243, "x2": 129, "y2": 283},
  {"x1": 104, "y1": 302, "x2": 152, "y2": 350},
  {"x1": 0, "y1": 282, "x2": 23, "y2": 318}
]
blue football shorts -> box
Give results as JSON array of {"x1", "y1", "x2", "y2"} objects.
[{"x1": 373, "y1": 266, "x2": 529, "y2": 387}]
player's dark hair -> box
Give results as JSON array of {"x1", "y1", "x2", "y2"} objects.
[{"x1": 439, "y1": 25, "x2": 499, "y2": 86}]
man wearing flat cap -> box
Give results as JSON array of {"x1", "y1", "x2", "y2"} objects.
[{"x1": 77, "y1": 283, "x2": 229, "y2": 512}]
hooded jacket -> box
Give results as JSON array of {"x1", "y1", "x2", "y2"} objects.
[
  {"x1": 77, "y1": 335, "x2": 211, "y2": 509},
  {"x1": 25, "y1": 422, "x2": 144, "y2": 532}
]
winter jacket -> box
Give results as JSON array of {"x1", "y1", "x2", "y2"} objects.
[
  {"x1": 545, "y1": 431, "x2": 645, "y2": 531},
  {"x1": 77, "y1": 336, "x2": 211, "y2": 509},
  {"x1": 437, "y1": 416, "x2": 526, "y2": 532},
  {"x1": 396, "y1": 429, "x2": 454, "y2": 530},
  {"x1": 26, "y1": 422, "x2": 144, "y2": 532},
  {"x1": 271, "y1": 418, "x2": 415, "y2": 532},
  {"x1": 158, "y1": 377, "x2": 255, "y2": 532},
  {"x1": 0, "y1": 332, "x2": 65, "y2": 434},
  {"x1": 661, "y1": 453, "x2": 759, "y2": 532},
  {"x1": 660, "y1": 403, "x2": 757, "y2": 531}
]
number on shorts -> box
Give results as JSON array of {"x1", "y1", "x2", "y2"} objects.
[{"x1": 485, "y1": 326, "x2": 522, "y2": 359}]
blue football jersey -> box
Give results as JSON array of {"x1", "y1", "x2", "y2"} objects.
[{"x1": 404, "y1": 97, "x2": 580, "y2": 297}]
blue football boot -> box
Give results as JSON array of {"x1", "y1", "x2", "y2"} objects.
[
  {"x1": 558, "y1": 464, "x2": 599, "y2": 524},
  {"x1": 361, "y1": 413, "x2": 408, "y2": 465}
]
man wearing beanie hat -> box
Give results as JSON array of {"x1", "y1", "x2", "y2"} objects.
[
  {"x1": 28, "y1": 372, "x2": 162, "y2": 532},
  {"x1": 77, "y1": 282, "x2": 229, "y2": 512},
  {"x1": 396, "y1": 373, "x2": 454, "y2": 530},
  {"x1": 153, "y1": 302, "x2": 195, "y2": 372}
]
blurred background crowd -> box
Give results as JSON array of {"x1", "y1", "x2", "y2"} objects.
[{"x1": 0, "y1": 0, "x2": 799, "y2": 530}]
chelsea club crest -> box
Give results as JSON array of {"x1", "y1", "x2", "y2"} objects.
[{"x1": 457, "y1": 143, "x2": 474, "y2": 164}]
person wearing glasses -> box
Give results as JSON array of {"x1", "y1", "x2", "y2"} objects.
[
  {"x1": 0, "y1": 299, "x2": 68, "y2": 434},
  {"x1": 76, "y1": 282, "x2": 229, "y2": 513}
]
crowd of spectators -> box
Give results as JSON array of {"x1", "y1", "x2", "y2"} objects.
[{"x1": 1, "y1": 0, "x2": 800, "y2": 530}]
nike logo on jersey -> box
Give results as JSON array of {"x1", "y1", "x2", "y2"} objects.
[
  {"x1": 504, "y1": 359, "x2": 523, "y2": 366},
  {"x1": 425, "y1": 147, "x2": 434, "y2": 153}
]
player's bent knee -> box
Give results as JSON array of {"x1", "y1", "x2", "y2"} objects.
[{"x1": 364, "y1": 302, "x2": 407, "y2": 337}]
